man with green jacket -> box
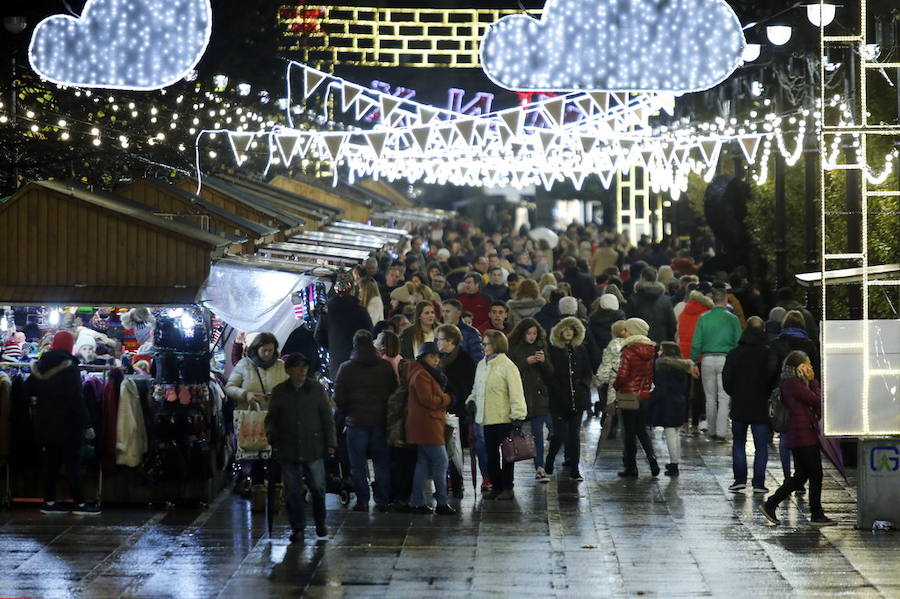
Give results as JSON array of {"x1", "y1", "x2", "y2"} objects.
[
  {"x1": 691, "y1": 287, "x2": 742, "y2": 441},
  {"x1": 266, "y1": 353, "x2": 337, "y2": 543}
]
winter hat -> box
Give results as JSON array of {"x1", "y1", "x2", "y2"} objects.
[
  {"x1": 559, "y1": 296, "x2": 578, "y2": 315},
  {"x1": 416, "y1": 341, "x2": 441, "y2": 359},
  {"x1": 75, "y1": 331, "x2": 97, "y2": 351},
  {"x1": 599, "y1": 294, "x2": 619, "y2": 311},
  {"x1": 768, "y1": 306, "x2": 786, "y2": 323},
  {"x1": 50, "y1": 330, "x2": 76, "y2": 354},
  {"x1": 436, "y1": 248, "x2": 450, "y2": 261},
  {"x1": 623, "y1": 318, "x2": 650, "y2": 337}
]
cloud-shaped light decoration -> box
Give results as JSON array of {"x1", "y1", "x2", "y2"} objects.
[
  {"x1": 29, "y1": 0, "x2": 212, "y2": 91},
  {"x1": 480, "y1": 0, "x2": 746, "y2": 93}
]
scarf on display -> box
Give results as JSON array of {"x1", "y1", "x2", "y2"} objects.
[
  {"x1": 250, "y1": 353, "x2": 278, "y2": 370},
  {"x1": 439, "y1": 346, "x2": 460, "y2": 370},
  {"x1": 780, "y1": 327, "x2": 809, "y2": 339},
  {"x1": 417, "y1": 356, "x2": 448, "y2": 390}
]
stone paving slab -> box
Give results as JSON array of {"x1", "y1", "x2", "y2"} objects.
[{"x1": 0, "y1": 420, "x2": 898, "y2": 598}]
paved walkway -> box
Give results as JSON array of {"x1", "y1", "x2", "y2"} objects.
[{"x1": 1, "y1": 420, "x2": 897, "y2": 598}]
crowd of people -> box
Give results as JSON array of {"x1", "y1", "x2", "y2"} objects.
[{"x1": 222, "y1": 219, "x2": 834, "y2": 543}]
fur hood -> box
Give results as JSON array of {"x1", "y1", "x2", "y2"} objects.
[
  {"x1": 687, "y1": 290, "x2": 714, "y2": 309},
  {"x1": 634, "y1": 280, "x2": 666, "y2": 297},
  {"x1": 621, "y1": 334, "x2": 655, "y2": 348},
  {"x1": 550, "y1": 317, "x2": 586, "y2": 348},
  {"x1": 31, "y1": 350, "x2": 75, "y2": 380}
]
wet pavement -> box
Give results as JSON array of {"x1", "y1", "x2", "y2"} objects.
[{"x1": 1, "y1": 420, "x2": 898, "y2": 599}]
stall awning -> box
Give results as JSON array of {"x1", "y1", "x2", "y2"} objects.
[
  {"x1": 796, "y1": 264, "x2": 899, "y2": 286},
  {"x1": 0, "y1": 285, "x2": 200, "y2": 306}
]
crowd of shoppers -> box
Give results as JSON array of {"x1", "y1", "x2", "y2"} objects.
[{"x1": 223, "y1": 219, "x2": 834, "y2": 543}]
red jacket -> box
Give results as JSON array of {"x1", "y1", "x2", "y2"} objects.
[
  {"x1": 458, "y1": 291, "x2": 492, "y2": 331},
  {"x1": 614, "y1": 338, "x2": 657, "y2": 396},
  {"x1": 405, "y1": 361, "x2": 452, "y2": 446},
  {"x1": 780, "y1": 377, "x2": 821, "y2": 449},
  {"x1": 677, "y1": 292, "x2": 713, "y2": 359}
]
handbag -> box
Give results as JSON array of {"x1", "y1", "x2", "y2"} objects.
[{"x1": 501, "y1": 426, "x2": 536, "y2": 463}]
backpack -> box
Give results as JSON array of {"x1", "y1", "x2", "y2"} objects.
[
  {"x1": 768, "y1": 384, "x2": 790, "y2": 433},
  {"x1": 386, "y1": 360, "x2": 410, "y2": 448}
]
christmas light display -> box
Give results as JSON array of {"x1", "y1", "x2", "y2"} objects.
[
  {"x1": 29, "y1": 0, "x2": 213, "y2": 91},
  {"x1": 479, "y1": 0, "x2": 746, "y2": 92}
]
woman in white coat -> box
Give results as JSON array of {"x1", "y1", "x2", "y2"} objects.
[{"x1": 226, "y1": 332, "x2": 289, "y2": 510}]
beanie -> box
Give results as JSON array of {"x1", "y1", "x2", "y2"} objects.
[
  {"x1": 75, "y1": 331, "x2": 97, "y2": 351},
  {"x1": 623, "y1": 318, "x2": 650, "y2": 337},
  {"x1": 50, "y1": 330, "x2": 76, "y2": 354},
  {"x1": 559, "y1": 296, "x2": 578, "y2": 315},
  {"x1": 436, "y1": 248, "x2": 450, "y2": 261},
  {"x1": 599, "y1": 294, "x2": 619, "y2": 311}
]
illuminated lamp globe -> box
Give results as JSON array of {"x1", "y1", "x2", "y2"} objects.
[
  {"x1": 766, "y1": 25, "x2": 793, "y2": 46},
  {"x1": 742, "y1": 44, "x2": 761, "y2": 62},
  {"x1": 806, "y1": 3, "x2": 836, "y2": 27}
]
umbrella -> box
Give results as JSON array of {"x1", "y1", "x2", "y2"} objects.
[
  {"x1": 818, "y1": 420, "x2": 847, "y2": 480},
  {"x1": 468, "y1": 422, "x2": 478, "y2": 492},
  {"x1": 528, "y1": 227, "x2": 559, "y2": 249},
  {"x1": 593, "y1": 409, "x2": 617, "y2": 465}
]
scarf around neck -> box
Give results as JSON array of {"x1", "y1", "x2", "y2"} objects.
[
  {"x1": 250, "y1": 353, "x2": 278, "y2": 370},
  {"x1": 417, "y1": 357, "x2": 448, "y2": 390}
]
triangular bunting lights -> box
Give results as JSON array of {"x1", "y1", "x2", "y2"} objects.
[
  {"x1": 303, "y1": 68, "x2": 326, "y2": 99},
  {"x1": 739, "y1": 136, "x2": 762, "y2": 164},
  {"x1": 341, "y1": 84, "x2": 364, "y2": 113},
  {"x1": 366, "y1": 132, "x2": 389, "y2": 158}
]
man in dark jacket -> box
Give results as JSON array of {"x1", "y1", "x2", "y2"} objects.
[
  {"x1": 315, "y1": 277, "x2": 374, "y2": 379},
  {"x1": 25, "y1": 331, "x2": 98, "y2": 515},
  {"x1": 625, "y1": 267, "x2": 677, "y2": 343},
  {"x1": 482, "y1": 267, "x2": 510, "y2": 302},
  {"x1": 723, "y1": 318, "x2": 776, "y2": 493},
  {"x1": 436, "y1": 324, "x2": 477, "y2": 497},
  {"x1": 266, "y1": 353, "x2": 337, "y2": 543},
  {"x1": 562, "y1": 256, "x2": 598, "y2": 307},
  {"x1": 333, "y1": 330, "x2": 397, "y2": 512},
  {"x1": 440, "y1": 299, "x2": 484, "y2": 363}
]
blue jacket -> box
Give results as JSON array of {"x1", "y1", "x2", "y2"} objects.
[
  {"x1": 648, "y1": 358, "x2": 691, "y2": 428},
  {"x1": 459, "y1": 322, "x2": 484, "y2": 363}
]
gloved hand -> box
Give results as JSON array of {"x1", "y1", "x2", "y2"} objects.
[
  {"x1": 510, "y1": 419, "x2": 526, "y2": 429},
  {"x1": 84, "y1": 427, "x2": 96, "y2": 441},
  {"x1": 465, "y1": 401, "x2": 476, "y2": 417}
]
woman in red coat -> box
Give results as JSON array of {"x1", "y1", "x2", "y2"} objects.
[
  {"x1": 760, "y1": 350, "x2": 835, "y2": 526},
  {"x1": 614, "y1": 318, "x2": 660, "y2": 478},
  {"x1": 406, "y1": 342, "x2": 455, "y2": 515}
]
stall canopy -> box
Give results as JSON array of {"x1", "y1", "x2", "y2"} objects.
[
  {"x1": 116, "y1": 179, "x2": 279, "y2": 248},
  {"x1": 0, "y1": 180, "x2": 230, "y2": 305},
  {"x1": 176, "y1": 176, "x2": 306, "y2": 239},
  {"x1": 268, "y1": 174, "x2": 373, "y2": 224},
  {"x1": 216, "y1": 173, "x2": 341, "y2": 230}
]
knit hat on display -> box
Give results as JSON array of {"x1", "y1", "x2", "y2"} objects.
[
  {"x1": 624, "y1": 318, "x2": 650, "y2": 337},
  {"x1": 599, "y1": 294, "x2": 619, "y2": 311},
  {"x1": 50, "y1": 330, "x2": 76, "y2": 354},
  {"x1": 75, "y1": 331, "x2": 97, "y2": 351},
  {"x1": 558, "y1": 296, "x2": 578, "y2": 315}
]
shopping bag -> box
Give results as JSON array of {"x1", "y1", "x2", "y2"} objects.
[
  {"x1": 445, "y1": 414, "x2": 463, "y2": 475},
  {"x1": 235, "y1": 408, "x2": 270, "y2": 453}
]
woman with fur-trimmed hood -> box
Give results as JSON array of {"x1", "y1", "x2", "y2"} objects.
[{"x1": 544, "y1": 317, "x2": 593, "y2": 481}]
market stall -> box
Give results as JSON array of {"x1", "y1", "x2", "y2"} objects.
[
  {"x1": 0, "y1": 180, "x2": 234, "y2": 506},
  {"x1": 268, "y1": 174, "x2": 376, "y2": 224},
  {"x1": 217, "y1": 173, "x2": 342, "y2": 230}
]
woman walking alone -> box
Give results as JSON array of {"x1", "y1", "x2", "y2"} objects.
[
  {"x1": 545, "y1": 317, "x2": 593, "y2": 482},
  {"x1": 760, "y1": 351, "x2": 835, "y2": 526},
  {"x1": 465, "y1": 330, "x2": 527, "y2": 500},
  {"x1": 507, "y1": 318, "x2": 554, "y2": 483}
]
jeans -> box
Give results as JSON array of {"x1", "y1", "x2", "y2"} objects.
[
  {"x1": 281, "y1": 459, "x2": 326, "y2": 532},
  {"x1": 410, "y1": 444, "x2": 449, "y2": 506},
  {"x1": 700, "y1": 354, "x2": 729, "y2": 437},
  {"x1": 345, "y1": 426, "x2": 391, "y2": 506},
  {"x1": 474, "y1": 424, "x2": 489, "y2": 478},
  {"x1": 621, "y1": 406, "x2": 657, "y2": 472},
  {"x1": 529, "y1": 414, "x2": 553, "y2": 469},
  {"x1": 42, "y1": 440, "x2": 84, "y2": 504},
  {"x1": 483, "y1": 422, "x2": 515, "y2": 491},
  {"x1": 765, "y1": 445, "x2": 824, "y2": 516},
  {"x1": 546, "y1": 412, "x2": 582, "y2": 472},
  {"x1": 732, "y1": 421, "x2": 771, "y2": 488}
]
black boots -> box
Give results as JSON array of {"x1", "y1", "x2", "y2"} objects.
[
  {"x1": 648, "y1": 456, "x2": 660, "y2": 477},
  {"x1": 665, "y1": 463, "x2": 679, "y2": 477}
]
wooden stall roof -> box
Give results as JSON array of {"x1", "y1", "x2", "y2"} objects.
[
  {"x1": 268, "y1": 174, "x2": 372, "y2": 224},
  {"x1": 0, "y1": 180, "x2": 230, "y2": 305},
  {"x1": 216, "y1": 174, "x2": 339, "y2": 227},
  {"x1": 116, "y1": 179, "x2": 279, "y2": 241},
  {"x1": 357, "y1": 178, "x2": 412, "y2": 208},
  {"x1": 176, "y1": 176, "x2": 305, "y2": 232}
]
